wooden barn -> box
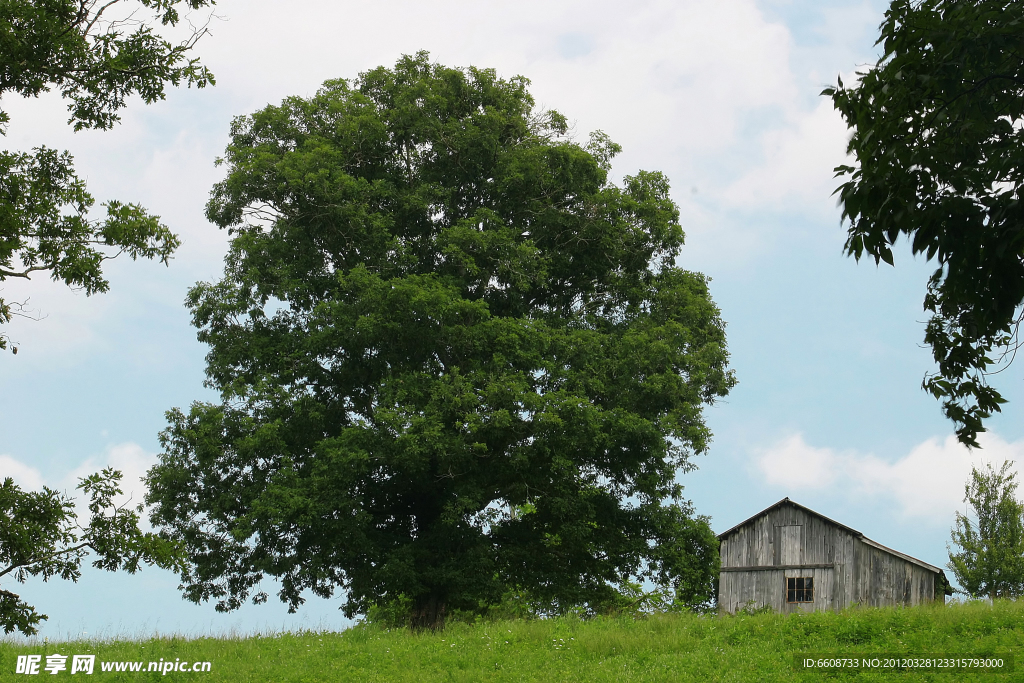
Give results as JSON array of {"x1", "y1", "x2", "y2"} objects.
[{"x1": 718, "y1": 498, "x2": 951, "y2": 614}]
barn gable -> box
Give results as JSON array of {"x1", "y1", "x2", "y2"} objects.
[{"x1": 717, "y1": 498, "x2": 949, "y2": 614}]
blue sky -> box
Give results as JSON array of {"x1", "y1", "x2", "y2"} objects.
[{"x1": 3, "y1": 0, "x2": 1023, "y2": 638}]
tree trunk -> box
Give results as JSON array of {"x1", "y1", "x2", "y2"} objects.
[{"x1": 410, "y1": 593, "x2": 446, "y2": 630}]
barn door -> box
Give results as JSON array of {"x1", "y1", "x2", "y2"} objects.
[{"x1": 775, "y1": 525, "x2": 802, "y2": 565}]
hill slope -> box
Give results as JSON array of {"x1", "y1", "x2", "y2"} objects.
[{"x1": 3, "y1": 601, "x2": 1022, "y2": 681}]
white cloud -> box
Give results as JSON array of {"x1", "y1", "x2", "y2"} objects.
[
  {"x1": 756, "y1": 432, "x2": 1024, "y2": 521},
  {"x1": 0, "y1": 454, "x2": 45, "y2": 490},
  {"x1": 0, "y1": 0, "x2": 813, "y2": 358},
  {"x1": 2, "y1": 443, "x2": 158, "y2": 521},
  {"x1": 58, "y1": 442, "x2": 159, "y2": 511},
  {"x1": 722, "y1": 97, "x2": 850, "y2": 211},
  {"x1": 0, "y1": 277, "x2": 110, "y2": 363}
]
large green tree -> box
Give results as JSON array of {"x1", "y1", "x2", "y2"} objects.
[
  {"x1": 0, "y1": 469, "x2": 184, "y2": 635},
  {"x1": 826, "y1": 0, "x2": 1024, "y2": 447},
  {"x1": 146, "y1": 53, "x2": 735, "y2": 629},
  {"x1": 0, "y1": 0, "x2": 216, "y2": 351},
  {"x1": 948, "y1": 461, "x2": 1024, "y2": 600}
]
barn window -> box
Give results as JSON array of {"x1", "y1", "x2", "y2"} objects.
[{"x1": 787, "y1": 577, "x2": 813, "y2": 603}]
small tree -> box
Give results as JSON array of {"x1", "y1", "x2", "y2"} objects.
[
  {"x1": 947, "y1": 461, "x2": 1024, "y2": 600},
  {"x1": 0, "y1": 469, "x2": 183, "y2": 635}
]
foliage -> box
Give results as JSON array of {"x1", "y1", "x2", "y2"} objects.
[
  {"x1": 3, "y1": 601, "x2": 1024, "y2": 682},
  {"x1": 948, "y1": 461, "x2": 1024, "y2": 599},
  {"x1": 825, "y1": 0, "x2": 1024, "y2": 447},
  {"x1": 0, "y1": 469, "x2": 184, "y2": 635},
  {"x1": 146, "y1": 53, "x2": 734, "y2": 630},
  {"x1": 0, "y1": 0, "x2": 216, "y2": 352}
]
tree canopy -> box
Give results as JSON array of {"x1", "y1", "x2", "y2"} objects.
[
  {"x1": 0, "y1": 469, "x2": 184, "y2": 635},
  {"x1": 826, "y1": 0, "x2": 1024, "y2": 447},
  {"x1": 146, "y1": 53, "x2": 735, "y2": 628},
  {"x1": 0, "y1": 0, "x2": 216, "y2": 352},
  {"x1": 948, "y1": 461, "x2": 1024, "y2": 600}
]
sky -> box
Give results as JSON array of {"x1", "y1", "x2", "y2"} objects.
[{"x1": 3, "y1": 0, "x2": 1024, "y2": 639}]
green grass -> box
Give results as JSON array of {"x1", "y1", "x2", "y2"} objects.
[{"x1": 3, "y1": 601, "x2": 1024, "y2": 682}]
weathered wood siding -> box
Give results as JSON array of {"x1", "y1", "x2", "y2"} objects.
[
  {"x1": 718, "y1": 502, "x2": 937, "y2": 614},
  {"x1": 851, "y1": 540, "x2": 937, "y2": 608}
]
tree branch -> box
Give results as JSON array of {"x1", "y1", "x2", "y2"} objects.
[
  {"x1": 0, "y1": 542, "x2": 94, "y2": 580},
  {"x1": 84, "y1": 0, "x2": 125, "y2": 36},
  {"x1": 0, "y1": 265, "x2": 49, "y2": 280}
]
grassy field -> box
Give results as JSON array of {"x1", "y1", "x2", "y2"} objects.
[{"x1": 3, "y1": 600, "x2": 1023, "y2": 682}]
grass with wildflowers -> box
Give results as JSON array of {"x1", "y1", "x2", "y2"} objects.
[{"x1": 3, "y1": 600, "x2": 1023, "y2": 681}]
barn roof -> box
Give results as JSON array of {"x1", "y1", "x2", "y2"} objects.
[{"x1": 717, "y1": 497, "x2": 944, "y2": 574}]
